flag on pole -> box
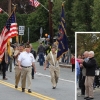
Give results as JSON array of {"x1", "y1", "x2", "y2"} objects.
[
  {"x1": 0, "y1": 11, "x2": 18, "y2": 59},
  {"x1": 57, "y1": 4, "x2": 68, "y2": 60},
  {"x1": 0, "y1": 8, "x2": 2, "y2": 12},
  {"x1": 30, "y1": 0, "x2": 40, "y2": 7}
]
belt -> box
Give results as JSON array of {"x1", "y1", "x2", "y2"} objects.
[
  {"x1": 21, "y1": 65, "x2": 31, "y2": 68},
  {"x1": 15, "y1": 64, "x2": 18, "y2": 66}
]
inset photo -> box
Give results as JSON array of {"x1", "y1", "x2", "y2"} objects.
[{"x1": 75, "y1": 32, "x2": 100, "y2": 100}]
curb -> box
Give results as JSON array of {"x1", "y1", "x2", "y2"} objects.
[{"x1": 59, "y1": 64, "x2": 72, "y2": 68}]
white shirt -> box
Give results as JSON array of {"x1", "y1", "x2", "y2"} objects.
[{"x1": 18, "y1": 51, "x2": 35, "y2": 67}]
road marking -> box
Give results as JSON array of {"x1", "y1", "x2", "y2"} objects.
[
  {"x1": 0, "y1": 80, "x2": 55, "y2": 100},
  {"x1": 36, "y1": 72, "x2": 75, "y2": 83}
]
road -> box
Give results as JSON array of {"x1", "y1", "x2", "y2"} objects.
[{"x1": 0, "y1": 62, "x2": 75, "y2": 100}]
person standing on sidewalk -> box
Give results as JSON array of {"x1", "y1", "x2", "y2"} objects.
[
  {"x1": 78, "y1": 51, "x2": 89, "y2": 97},
  {"x1": 44, "y1": 44, "x2": 60, "y2": 89},
  {"x1": 18, "y1": 44, "x2": 36, "y2": 93},
  {"x1": 14, "y1": 44, "x2": 24, "y2": 88},
  {"x1": 80, "y1": 51, "x2": 96, "y2": 100},
  {"x1": 71, "y1": 54, "x2": 75, "y2": 72}
]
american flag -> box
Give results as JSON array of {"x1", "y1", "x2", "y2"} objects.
[
  {"x1": 0, "y1": 8, "x2": 3, "y2": 13},
  {"x1": 0, "y1": 11, "x2": 18, "y2": 59},
  {"x1": 30, "y1": 0, "x2": 40, "y2": 7}
]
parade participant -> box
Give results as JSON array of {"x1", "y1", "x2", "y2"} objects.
[
  {"x1": 37, "y1": 42, "x2": 45, "y2": 66},
  {"x1": 7, "y1": 44, "x2": 14, "y2": 72},
  {"x1": 1, "y1": 49, "x2": 8, "y2": 80},
  {"x1": 44, "y1": 44, "x2": 60, "y2": 89},
  {"x1": 14, "y1": 44, "x2": 24, "y2": 88},
  {"x1": 18, "y1": 44, "x2": 36, "y2": 93},
  {"x1": 80, "y1": 51, "x2": 96, "y2": 100},
  {"x1": 30, "y1": 44, "x2": 37, "y2": 79}
]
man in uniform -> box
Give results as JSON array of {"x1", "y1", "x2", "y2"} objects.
[
  {"x1": 18, "y1": 44, "x2": 36, "y2": 93},
  {"x1": 44, "y1": 44, "x2": 60, "y2": 89},
  {"x1": 14, "y1": 44, "x2": 24, "y2": 88}
]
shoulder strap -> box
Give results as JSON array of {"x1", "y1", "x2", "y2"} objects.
[{"x1": 50, "y1": 51, "x2": 55, "y2": 66}]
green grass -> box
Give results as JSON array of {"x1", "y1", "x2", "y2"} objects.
[{"x1": 31, "y1": 41, "x2": 39, "y2": 51}]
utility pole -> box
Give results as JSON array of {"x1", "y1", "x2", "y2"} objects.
[
  {"x1": 8, "y1": 0, "x2": 11, "y2": 15},
  {"x1": 49, "y1": 0, "x2": 53, "y2": 45}
]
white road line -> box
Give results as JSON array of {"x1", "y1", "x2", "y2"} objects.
[{"x1": 36, "y1": 72, "x2": 75, "y2": 83}]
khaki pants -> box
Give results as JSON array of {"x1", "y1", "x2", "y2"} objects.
[
  {"x1": 85, "y1": 76, "x2": 95, "y2": 97},
  {"x1": 49, "y1": 66, "x2": 60, "y2": 87},
  {"x1": 21, "y1": 67, "x2": 32, "y2": 89},
  {"x1": 15, "y1": 65, "x2": 21, "y2": 86}
]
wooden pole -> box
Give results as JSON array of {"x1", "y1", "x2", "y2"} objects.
[
  {"x1": 7, "y1": 0, "x2": 12, "y2": 56},
  {"x1": 49, "y1": 0, "x2": 53, "y2": 45}
]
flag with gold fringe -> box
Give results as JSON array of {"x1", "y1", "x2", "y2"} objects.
[{"x1": 57, "y1": 4, "x2": 68, "y2": 60}]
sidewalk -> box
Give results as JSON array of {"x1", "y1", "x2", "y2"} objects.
[
  {"x1": 59, "y1": 62, "x2": 72, "y2": 68},
  {"x1": 77, "y1": 88, "x2": 100, "y2": 100}
]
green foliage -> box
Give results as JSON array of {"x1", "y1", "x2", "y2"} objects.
[
  {"x1": 32, "y1": 41, "x2": 39, "y2": 51},
  {"x1": 77, "y1": 34, "x2": 100, "y2": 66},
  {"x1": 71, "y1": 0, "x2": 93, "y2": 31},
  {"x1": 0, "y1": 14, "x2": 8, "y2": 31},
  {"x1": 92, "y1": 0, "x2": 100, "y2": 31}
]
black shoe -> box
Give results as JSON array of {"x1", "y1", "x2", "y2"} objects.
[
  {"x1": 3, "y1": 77, "x2": 8, "y2": 80},
  {"x1": 86, "y1": 98, "x2": 92, "y2": 100},
  {"x1": 84, "y1": 97, "x2": 89, "y2": 99},
  {"x1": 22, "y1": 88, "x2": 25, "y2": 92},
  {"x1": 52, "y1": 87, "x2": 56, "y2": 89},
  {"x1": 28, "y1": 89, "x2": 32, "y2": 93},
  {"x1": 32, "y1": 76, "x2": 34, "y2": 79},
  {"x1": 89, "y1": 97, "x2": 94, "y2": 99},
  {"x1": 15, "y1": 85, "x2": 18, "y2": 88}
]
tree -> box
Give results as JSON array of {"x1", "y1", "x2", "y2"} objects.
[
  {"x1": 71, "y1": 0, "x2": 93, "y2": 31},
  {"x1": 77, "y1": 33, "x2": 100, "y2": 66},
  {"x1": 92, "y1": 0, "x2": 100, "y2": 31}
]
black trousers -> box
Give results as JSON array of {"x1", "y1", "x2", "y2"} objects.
[
  {"x1": 1, "y1": 62, "x2": 7, "y2": 79},
  {"x1": 81, "y1": 76, "x2": 86, "y2": 95},
  {"x1": 72, "y1": 64, "x2": 75, "y2": 72},
  {"x1": 32, "y1": 67, "x2": 34, "y2": 77}
]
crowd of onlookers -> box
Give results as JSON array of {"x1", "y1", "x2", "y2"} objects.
[{"x1": 77, "y1": 51, "x2": 99, "y2": 100}]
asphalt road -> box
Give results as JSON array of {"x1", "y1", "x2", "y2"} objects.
[{"x1": 0, "y1": 61, "x2": 75, "y2": 100}]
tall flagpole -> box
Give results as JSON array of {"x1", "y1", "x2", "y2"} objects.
[
  {"x1": 40, "y1": 3, "x2": 49, "y2": 12},
  {"x1": 7, "y1": 0, "x2": 12, "y2": 57}
]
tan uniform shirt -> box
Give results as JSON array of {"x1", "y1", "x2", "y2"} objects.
[{"x1": 46, "y1": 52, "x2": 59, "y2": 67}]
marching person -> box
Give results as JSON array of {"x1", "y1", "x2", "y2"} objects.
[
  {"x1": 44, "y1": 44, "x2": 60, "y2": 89},
  {"x1": 30, "y1": 44, "x2": 37, "y2": 79},
  {"x1": 37, "y1": 42, "x2": 45, "y2": 66},
  {"x1": 18, "y1": 44, "x2": 36, "y2": 93},
  {"x1": 0, "y1": 48, "x2": 8, "y2": 80},
  {"x1": 7, "y1": 44, "x2": 14, "y2": 72},
  {"x1": 14, "y1": 44, "x2": 24, "y2": 88}
]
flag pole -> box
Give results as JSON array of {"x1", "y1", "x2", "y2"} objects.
[
  {"x1": 40, "y1": 3, "x2": 49, "y2": 12},
  {"x1": 12, "y1": 4, "x2": 19, "y2": 45},
  {"x1": 1, "y1": 9, "x2": 9, "y2": 16}
]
